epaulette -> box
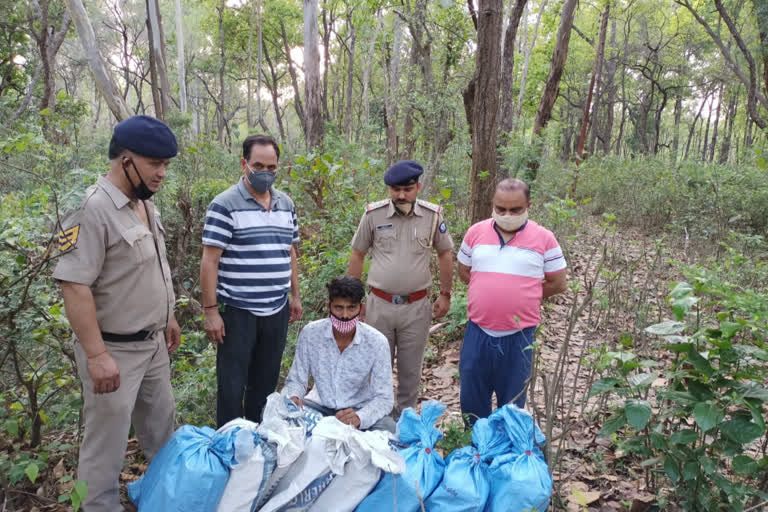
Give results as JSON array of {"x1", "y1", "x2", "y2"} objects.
[
  {"x1": 365, "y1": 199, "x2": 390, "y2": 213},
  {"x1": 417, "y1": 199, "x2": 442, "y2": 214}
]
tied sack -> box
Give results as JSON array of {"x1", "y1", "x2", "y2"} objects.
[
  {"x1": 215, "y1": 418, "x2": 277, "y2": 512},
  {"x1": 309, "y1": 420, "x2": 406, "y2": 512},
  {"x1": 252, "y1": 393, "x2": 314, "y2": 510},
  {"x1": 127, "y1": 425, "x2": 238, "y2": 512},
  {"x1": 485, "y1": 405, "x2": 552, "y2": 512},
  {"x1": 424, "y1": 415, "x2": 512, "y2": 511},
  {"x1": 355, "y1": 401, "x2": 447, "y2": 512}
]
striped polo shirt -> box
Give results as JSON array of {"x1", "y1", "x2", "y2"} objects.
[
  {"x1": 202, "y1": 178, "x2": 299, "y2": 316},
  {"x1": 457, "y1": 219, "x2": 566, "y2": 330}
]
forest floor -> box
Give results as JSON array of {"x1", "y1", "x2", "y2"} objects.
[{"x1": 5, "y1": 218, "x2": 687, "y2": 512}]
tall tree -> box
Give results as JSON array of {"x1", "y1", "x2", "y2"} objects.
[
  {"x1": 146, "y1": 0, "x2": 171, "y2": 119},
  {"x1": 470, "y1": 0, "x2": 503, "y2": 224},
  {"x1": 303, "y1": 0, "x2": 324, "y2": 149},
  {"x1": 66, "y1": 0, "x2": 131, "y2": 120},
  {"x1": 385, "y1": 14, "x2": 402, "y2": 162},
  {"x1": 174, "y1": 0, "x2": 187, "y2": 114},
  {"x1": 532, "y1": 0, "x2": 578, "y2": 136},
  {"x1": 498, "y1": 0, "x2": 528, "y2": 138}
]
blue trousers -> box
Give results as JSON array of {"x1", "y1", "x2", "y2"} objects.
[{"x1": 459, "y1": 320, "x2": 537, "y2": 425}]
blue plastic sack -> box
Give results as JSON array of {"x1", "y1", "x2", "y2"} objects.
[
  {"x1": 424, "y1": 416, "x2": 510, "y2": 511},
  {"x1": 356, "y1": 401, "x2": 446, "y2": 512},
  {"x1": 127, "y1": 425, "x2": 239, "y2": 512},
  {"x1": 485, "y1": 405, "x2": 552, "y2": 512}
]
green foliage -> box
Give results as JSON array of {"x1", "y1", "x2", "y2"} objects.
[
  {"x1": 592, "y1": 247, "x2": 768, "y2": 510},
  {"x1": 436, "y1": 418, "x2": 473, "y2": 456}
]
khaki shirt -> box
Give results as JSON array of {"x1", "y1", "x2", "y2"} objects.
[
  {"x1": 351, "y1": 199, "x2": 454, "y2": 295},
  {"x1": 53, "y1": 176, "x2": 175, "y2": 334}
]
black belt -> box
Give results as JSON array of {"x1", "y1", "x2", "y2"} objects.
[{"x1": 101, "y1": 330, "x2": 154, "y2": 342}]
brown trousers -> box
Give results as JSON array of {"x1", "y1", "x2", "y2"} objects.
[
  {"x1": 365, "y1": 292, "x2": 432, "y2": 416},
  {"x1": 74, "y1": 332, "x2": 175, "y2": 512}
]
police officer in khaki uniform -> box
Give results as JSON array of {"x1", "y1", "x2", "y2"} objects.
[
  {"x1": 349, "y1": 160, "x2": 454, "y2": 415},
  {"x1": 54, "y1": 116, "x2": 180, "y2": 512}
]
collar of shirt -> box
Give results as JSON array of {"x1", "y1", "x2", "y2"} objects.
[
  {"x1": 237, "y1": 177, "x2": 286, "y2": 210},
  {"x1": 386, "y1": 199, "x2": 425, "y2": 218},
  {"x1": 98, "y1": 175, "x2": 132, "y2": 210},
  {"x1": 324, "y1": 319, "x2": 363, "y2": 348},
  {"x1": 492, "y1": 219, "x2": 529, "y2": 247}
]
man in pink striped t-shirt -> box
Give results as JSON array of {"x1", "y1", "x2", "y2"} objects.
[{"x1": 457, "y1": 178, "x2": 567, "y2": 424}]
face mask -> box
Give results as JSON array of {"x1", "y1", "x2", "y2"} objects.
[
  {"x1": 394, "y1": 200, "x2": 414, "y2": 214},
  {"x1": 123, "y1": 159, "x2": 155, "y2": 200},
  {"x1": 493, "y1": 209, "x2": 528, "y2": 232},
  {"x1": 247, "y1": 167, "x2": 276, "y2": 193},
  {"x1": 330, "y1": 312, "x2": 360, "y2": 334}
]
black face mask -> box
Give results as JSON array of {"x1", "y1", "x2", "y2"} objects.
[{"x1": 122, "y1": 158, "x2": 155, "y2": 200}]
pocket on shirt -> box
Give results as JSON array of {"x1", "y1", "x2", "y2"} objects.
[
  {"x1": 412, "y1": 227, "x2": 432, "y2": 250},
  {"x1": 121, "y1": 225, "x2": 156, "y2": 263},
  {"x1": 374, "y1": 228, "x2": 396, "y2": 249}
]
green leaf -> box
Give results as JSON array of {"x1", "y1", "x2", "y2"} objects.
[
  {"x1": 719, "y1": 321, "x2": 741, "y2": 339},
  {"x1": 664, "y1": 455, "x2": 679, "y2": 483},
  {"x1": 588, "y1": 377, "x2": 619, "y2": 397},
  {"x1": 693, "y1": 402, "x2": 724, "y2": 432},
  {"x1": 699, "y1": 455, "x2": 717, "y2": 475},
  {"x1": 625, "y1": 399, "x2": 652, "y2": 430},
  {"x1": 598, "y1": 412, "x2": 626, "y2": 437},
  {"x1": 732, "y1": 455, "x2": 758, "y2": 475},
  {"x1": 71, "y1": 480, "x2": 88, "y2": 512},
  {"x1": 4, "y1": 419, "x2": 18, "y2": 437},
  {"x1": 669, "y1": 429, "x2": 699, "y2": 444},
  {"x1": 686, "y1": 346, "x2": 713, "y2": 377},
  {"x1": 682, "y1": 461, "x2": 700, "y2": 481},
  {"x1": 721, "y1": 418, "x2": 765, "y2": 444},
  {"x1": 439, "y1": 188, "x2": 452, "y2": 199},
  {"x1": 628, "y1": 372, "x2": 657, "y2": 388},
  {"x1": 25, "y1": 462, "x2": 39, "y2": 484},
  {"x1": 672, "y1": 296, "x2": 699, "y2": 321},
  {"x1": 669, "y1": 282, "x2": 694, "y2": 299},
  {"x1": 645, "y1": 320, "x2": 685, "y2": 336}
]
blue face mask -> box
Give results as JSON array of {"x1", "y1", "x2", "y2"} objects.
[{"x1": 247, "y1": 167, "x2": 276, "y2": 193}]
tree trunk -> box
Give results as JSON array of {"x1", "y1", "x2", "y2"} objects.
[
  {"x1": 344, "y1": 17, "x2": 356, "y2": 140},
  {"x1": 247, "y1": 0, "x2": 255, "y2": 127},
  {"x1": 709, "y1": 83, "x2": 723, "y2": 162},
  {"x1": 684, "y1": 91, "x2": 710, "y2": 159},
  {"x1": 532, "y1": 0, "x2": 576, "y2": 136},
  {"x1": 257, "y1": 0, "x2": 266, "y2": 130},
  {"x1": 66, "y1": 0, "x2": 131, "y2": 120},
  {"x1": 362, "y1": 11, "x2": 382, "y2": 129},
  {"x1": 321, "y1": 7, "x2": 333, "y2": 121},
  {"x1": 719, "y1": 91, "x2": 737, "y2": 164},
  {"x1": 600, "y1": 19, "x2": 618, "y2": 154},
  {"x1": 146, "y1": 0, "x2": 171, "y2": 119},
  {"x1": 470, "y1": 0, "x2": 504, "y2": 224},
  {"x1": 672, "y1": 90, "x2": 682, "y2": 160},
  {"x1": 281, "y1": 21, "x2": 306, "y2": 136},
  {"x1": 174, "y1": 0, "x2": 187, "y2": 114},
  {"x1": 401, "y1": 43, "x2": 418, "y2": 159},
  {"x1": 262, "y1": 43, "x2": 286, "y2": 139},
  {"x1": 576, "y1": 4, "x2": 609, "y2": 162},
  {"x1": 498, "y1": 0, "x2": 528, "y2": 138},
  {"x1": 756, "y1": 0, "x2": 768, "y2": 97},
  {"x1": 216, "y1": 0, "x2": 227, "y2": 143},
  {"x1": 385, "y1": 15, "x2": 402, "y2": 162},
  {"x1": 303, "y1": 0, "x2": 324, "y2": 149},
  {"x1": 515, "y1": 0, "x2": 548, "y2": 126},
  {"x1": 702, "y1": 95, "x2": 713, "y2": 161}
]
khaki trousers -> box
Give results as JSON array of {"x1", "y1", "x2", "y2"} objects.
[
  {"x1": 365, "y1": 292, "x2": 432, "y2": 416},
  {"x1": 74, "y1": 332, "x2": 175, "y2": 512}
]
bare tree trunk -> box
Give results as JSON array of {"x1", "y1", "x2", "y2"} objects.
[
  {"x1": 684, "y1": 90, "x2": 709, "y2": 160},
  {"x1": 719, "y1": 90, "x2": 737, "y2": 164},
  {"x1": 702, "y1": 95, "x2": 713, "y2": 161},
  {"x1": 147, "y1": 0, "x2": 171, "y2": 119},
  {"x1": 756, "y1": 0, "x2": 768, "y2": 96},
  {"x1": 281, "y1": 21, "x2": 306, "y2": 136},
  {"x1": 247, "y1": 0, "x2": 255, "y2": 127},
  {"x1": 385, "y1": 15, "x2": 402, "y2": 162},
  {"x1": 262, "y1": 43, "x2": 286, "y2": 139},
  {"x1": 600, "y1": 19, "x2": 618, "y2": 154},
  {"x1": 303, "y1": 0, "x2": 324, "y2": 149},
  {"x1": 498, "y1": 0, "x2": 528, "y2": 138},
  {"x1": 515, "y1": 0, "x2": 548, "y2": 126},
  {"x1": 401, "y1": 44, "x2": 418, "y2": 159},
  {"x1": 576, "y1": 4, "x2": 609, "y2": 162},
  {"x1": 257, "y1": 0, "x2": 266, "y2": 130},
  {"x1": 672, "y1": 90, "x2": 682, "y2": 160},
  {"x1": 470, "y1": 0, "x2": 503, "y2": 224},
  {"x1": 13, "y1": 65, "x2": 42, "y2": 120},
  {"x1": 216, "y1": 0, "x2": 227, "y2": 143},
  {"x1": 344, "y1": 16, "x2": 356, "y2": 140},
  {"x1": 66, "y1": 0, "x2": 131, "y2": 120},
  {"x1": 174, "y1": 0, "x2": 187, "y2": 114},
  {"x1": 709, "y1": 83, "x2": 723, "y2": 162},
  {"x1": 533, "y1": 0, "x2": 576, "y2": 136},
  {"x1": 362, "y1": 10, "x2": 382, "y2": 129}
]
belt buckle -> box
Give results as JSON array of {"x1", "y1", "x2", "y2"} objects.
[{"x1": 392, "y1": 295, "x2": 406, "y2": 305}]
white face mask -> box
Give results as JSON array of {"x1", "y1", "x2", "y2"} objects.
[{"x1": 493, "y1": 209, "x2": 528, "y2": 232}]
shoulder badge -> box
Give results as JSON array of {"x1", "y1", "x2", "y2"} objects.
[
  {"x1": 416, "y1": 199, "x2": 442, "y2": 214},
  {"x1": 58, "y1": 224, "x2": 80, "y2": 252},
  {"x1": 365, "y1": 199, "x2": 390, "y2": 213}
]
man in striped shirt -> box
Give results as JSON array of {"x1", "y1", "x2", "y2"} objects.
[
  {"x1": 200, "y1": 134, "x2": 302, "y2": 427},
  {"x1": 457, "y1": 178, "x2": 567, "y2": 424}
]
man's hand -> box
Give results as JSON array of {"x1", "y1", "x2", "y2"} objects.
[
  {"x1": 290, "y1": 396, "x2": 304, "y2": 408},
  {"x1": 289, "y1": 296, "x2": 303, "y2": 323},
  {"x1": 336, "y1": 408, "x2": 361, "y2": 429},
  {"x1": 204, "y1": 310, "x2": 226, "y2": 344},
  {"x1": 88, "y1": 351, "x2": 120, "y2": 394},
  {"x1": 165, "y1": 315, "x2": 181, "y2": 354},
  {"x1": 433, "y1": 294, "x2": 450, "y2": 318}
]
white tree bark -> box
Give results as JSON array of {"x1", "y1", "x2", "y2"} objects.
[
  {"x1": 303, "y1": 0, "x2": 324, "y2": 148},
  {"x1": 65, "y1": 0, "x2": 131, "y2": 120},
  {"x1": 147, "y1": 0, "x2": 171, "y2": 118},
  {"x1": 515, "y1": 0, "x2": 548, "y2": 126}
]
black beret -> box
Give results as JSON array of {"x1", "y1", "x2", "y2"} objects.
[
  {"x1": 113, "y1": 115, "x2": 178, "y2": 159},
  {"x1": 384, "y1": 160, "x2": 424, "y2": 186}
]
